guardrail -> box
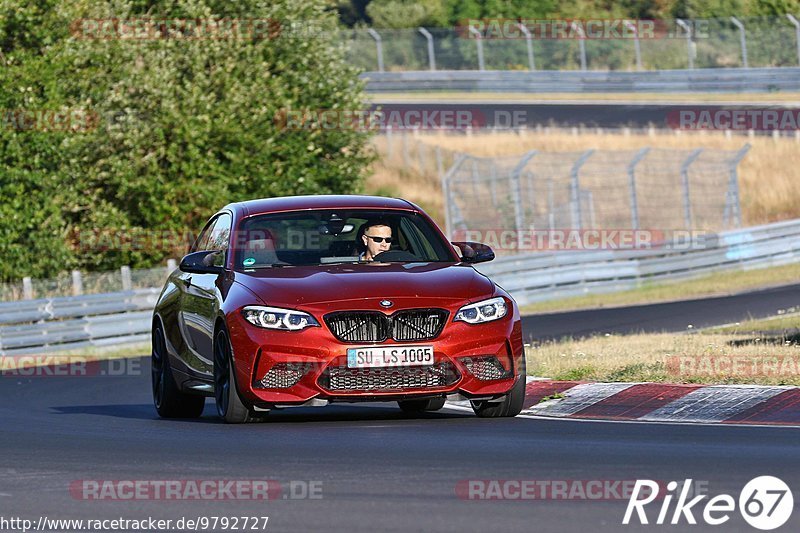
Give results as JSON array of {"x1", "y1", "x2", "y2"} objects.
[
  {"x1": 0, "y1": 289, "x2": 159, "y2": 356},
  {"x1": 475, "y1": 218, "x2": 800, "y2": 306},
  {"x1": 361, "y1": 67, "x2": 800, "y2": 93},
  {"x1": 2, "y1": 218, "x2": 799, "y2": 354}
]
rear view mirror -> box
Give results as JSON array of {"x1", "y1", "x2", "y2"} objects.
[
  {"x1": 179, "y1": 250, "x2": 224, "y2": 274},
  {"x1": 451, "y1": 241, "x2": 495, "y2": 264}
]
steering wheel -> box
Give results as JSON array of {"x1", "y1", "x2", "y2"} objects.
[{"x1": 372, "y1": 250, "x2": 420, "y2": 262}]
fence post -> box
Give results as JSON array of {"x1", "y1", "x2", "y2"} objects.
[
  {"x1": 71, "y1": 270, "x2": 83, "y2": 296},
  {"x1": 627, "y1": 148, "x2": 650, "y2": 230},
  {"x1": 571, "y1": 22, "x2": 587, "y2": 70},
  {"x1": 468, "y1": 26, "x2": 485, "y2": 71},
  {"x1": 510, "y1": 151, "x2": 538, "y2": 249},
  {"x1": 569, "y1": 150, "x2": 594, "y2": 229},
  {"x1": 624, "y1": 20, "x2": 643, "y2": 71},
  {"x1": 22, "y1": 277, "x2": 33, "y2": 300},
  {"x1": 788, "y1": 15, "x2": 800, "y2": 66},
  {"x1": 167, "y1": 258, "x2": 177, "y2": 273},
  {"x1": 386, "y1": 127, "x2": 394, "y2": 159},
  {"x1": 366, "y1": 28, "x2": 384, "y2": 72},
  {"x1": 676, "y1": 19, "x2": 694, "y2": 69},
  {"x1": 441, "y1": 154, "x2": 468, "y2": 239},
  {"x1": 730, "y1": 17, "x2": 748, "y2": 68},
  {"x1": 121, "y1": 265, "x2": 132, "y2": 291},
  {"x1": 401, "y1": 132, "x2": 410, "y2": 167},
  {"x1": 435, "y1": 145, "x2": 444, "y2": 180},
  {"x1": 724, "y1": 144, "x2": 750, "y2": 228},
  {"x1": 517, "y1": 23, "x2": 535, "y2": 70},
  {"x1": 680, "y1": 149, "x2": 703, "y2": 230},
  {"x1": 418, "y1": 27, "x2": 436, "y2": 71},
  {"x1": 489, "y1": 161, "x2": 498, "y2": 206},
  {"x1": 470, "y1": 159, "x2": 480, "y2": 199}
]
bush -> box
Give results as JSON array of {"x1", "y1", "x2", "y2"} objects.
[{"x1": 0, "y1": 0, "x2": 374, "y2": 280}]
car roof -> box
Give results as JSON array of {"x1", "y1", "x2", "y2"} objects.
[{"x1": 224, "y1": 195, "x2": 419, "y2": 217}]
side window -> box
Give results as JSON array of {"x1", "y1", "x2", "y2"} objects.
[
  {"x1": 206, "y1": 213, "x2": 232, "y2": 253},
  {"x1": 192, "y1": 218, "x2": 216, "y2": 253},
  {"x1": 191, "y1": 213, "x2": 232, "y2": 267}
]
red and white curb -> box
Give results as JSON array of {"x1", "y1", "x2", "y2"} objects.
[{"x1": 447, "y1": 377, "x2": 800, "y2": 426}]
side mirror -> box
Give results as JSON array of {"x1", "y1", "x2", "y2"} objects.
[
  {"x1": 179, "y1": 250, "x2": 224, "y2": 274},
  {"x1": 451, "y1": 241, "x2": 495, "y2": 264}
]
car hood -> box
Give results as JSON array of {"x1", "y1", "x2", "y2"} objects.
[{"x1": 234, "y1": 262, "x2": 494, "y2": 307}]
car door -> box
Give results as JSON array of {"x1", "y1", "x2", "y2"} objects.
[{"x1": 178, "y1": 212, "x2": 231, "y2": 376}]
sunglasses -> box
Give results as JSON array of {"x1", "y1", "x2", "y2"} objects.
[{"x1": 365, "y1": 235, "x2": 393, "y2": 244}]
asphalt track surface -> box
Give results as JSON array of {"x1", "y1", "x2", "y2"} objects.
[
  {"x1": 521, "y1": 282, "x2": 800, "y2": 341},
  {"x1": 3, "y1": 285, "x2": 800, "y2": 532},
  {"x1": 2, "y1": 364, "x2": 800, "y2": 533}
]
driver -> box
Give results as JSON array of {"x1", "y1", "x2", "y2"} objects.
[{"x1": 359, "y1": 219, "x2": 392, "y2": 261}]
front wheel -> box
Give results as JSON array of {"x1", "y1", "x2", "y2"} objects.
[
  {"x1": 213, "y1": 328, "x2": 264, "y2": 424},
  {"x1": 151, "y1": 323, "x2": 205, "y2": 419},
  {"x1": 471, "y1": 358, "x2": 526, "y2": 418}
]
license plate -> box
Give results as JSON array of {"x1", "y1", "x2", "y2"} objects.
[{"x1": 346, "y1": 345, "x2": 434, "y2": 368}]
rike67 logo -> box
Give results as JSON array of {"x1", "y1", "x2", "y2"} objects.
[{"x1": 623, "y1": 477, "x2": 794, "y2": 530}]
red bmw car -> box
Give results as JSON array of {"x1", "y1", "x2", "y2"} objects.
[{"x1": 151, "y1": 195, "x2": 526, "y2": 423}]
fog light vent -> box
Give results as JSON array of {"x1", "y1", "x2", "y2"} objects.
[
  {"x1": 257, "y1": 363, "x2": 312, "y2": 389},
  {"x1": 463, "y1": 356, "x2": 511, "y2": 381}
]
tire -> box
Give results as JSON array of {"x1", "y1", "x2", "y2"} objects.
[
  {"x1": 151, "y1": 323, "x2": 205, "y2": 419},
  {"x1": 471, "y1": 358, "x2": 527, "y2": 418},
  {"x1": 398, "y1": 397, "x2": 446, "y2": 413},
  {"x1": 213, "y1": 327, "x2": 264, "y2": 424}
]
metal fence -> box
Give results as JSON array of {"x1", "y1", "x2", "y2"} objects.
[
  {"x1": 0, "y1": 261, "x2": 176, "y2": 302},
  {"x1": 441, "y1": 145, "x2": 750, "y2": 241},
  {"x1": 475, "y1": 218, "x2": 800, "y2": 306},
  {"x1": 343, "y1": 16, "x2": 800, "y2": 72}
]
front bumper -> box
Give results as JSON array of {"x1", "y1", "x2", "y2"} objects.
[{"x1": 226, "y1": 298, "x2": 524, "y2": 407}]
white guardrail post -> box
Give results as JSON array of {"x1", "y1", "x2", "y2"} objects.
[
  {"x1": 627, "y1": 148, "x2": 649, "y2": 230},
  {"x1": 366, "y1": 28, "x2": 384, "y2": 73},
  {"x1": 676, "y1": 19, "x2": 694, "y2": 69},
  {"x1": 788, "y1": 15, "x2": 800, "y2": 66},
  {"x1": 468, "y1": 26, "x2": 486, "y2": 71},
  {"x1": 680, "y1": 149, "x2": 703, "y2": 230},
  {"x1": 418, "y1": 27, "x2": 436, "y2": 71},
  {"x1": 517, "y1": 23, "x2": 535, "y2": 70},
  {"x1": 730, "y1": 17, "x2": 748, "y2": 68},
  {"x1": 571, "y1": 21, "x2": 587, "y2": 71}
]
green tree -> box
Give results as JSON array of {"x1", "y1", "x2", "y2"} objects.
[{"x1": 0, "y1": 0, "x2": 374, "y2": 280}]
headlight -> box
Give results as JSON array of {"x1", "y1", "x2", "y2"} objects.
[
  {"x1": 242, "y1": 306, "x2": 320, "y2": 331},
  {"x1": 454, "y1": 297, "x2": 508, "y2": 324}
]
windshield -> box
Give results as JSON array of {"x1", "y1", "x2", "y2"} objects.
[{"x1": 233, "y1": 209, "x2": 457, "y2": 269}]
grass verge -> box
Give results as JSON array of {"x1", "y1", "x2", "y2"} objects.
[
  {"x1": 526, "y1": 314, "x2": 800, "y2": 385},
  {"x1": 2, "y1": 342, "x2": 150, "y2": 369}
]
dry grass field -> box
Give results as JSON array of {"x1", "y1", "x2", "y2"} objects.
[
  {"x1": 365, "y1": 130, "x2": 800, "y2": 229},
  {"x1": 526, "y1": 313, "x2": 800, "y2": 385}
]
